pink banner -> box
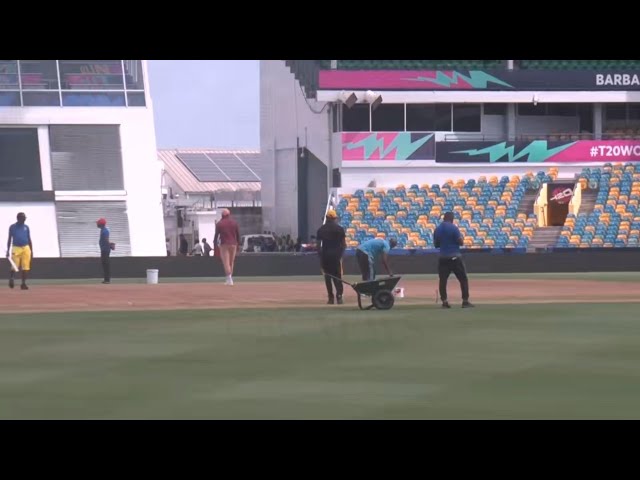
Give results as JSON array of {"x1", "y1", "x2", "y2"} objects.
[
  {"x1": 342, "y1": 132, "x2": 435, "y2": 161},
  {"x1": 320, "y1": 70, "x2": 475, "y2": 90},
  {"x1": 551, "y1": 141, "x2": 640, "y2": 162}
]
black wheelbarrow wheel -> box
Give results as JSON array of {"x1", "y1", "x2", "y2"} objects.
[{"x1": 373, "y1": 289, "x2": 395, "y2": 310}]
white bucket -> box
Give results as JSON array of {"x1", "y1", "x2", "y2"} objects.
[
  {"x1": 146, "y1": 269, "x2": 159, "y2": 285},
  {"x1": 393, "y1": 287, "x2": 404, "y2": 298}
]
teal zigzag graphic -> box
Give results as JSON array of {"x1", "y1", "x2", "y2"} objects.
[
  {"x1": 452, "y1": 140, "x2": 576, "y2": 163},
  {"x1": 345, "y1": 133, "x2": 433, "y2": 160},
  {"x1": 403, "y1": 71, "x2": 513, "y2": 89}
]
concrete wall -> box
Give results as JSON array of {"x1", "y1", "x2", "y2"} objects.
[
  {"x1": 230, "y1": 207, "x2": 263, "y2": 235},
  {"x1": 22, "y1": 249, "x2": 640, "y2": 279},
  {"x1": 0, "y1": 203, "x2": 60, "y2": 258},
  {"x1": 260, "y1": 60, "x2": 332, "y2": 236}
]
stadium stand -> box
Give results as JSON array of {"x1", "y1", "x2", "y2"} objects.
[
  {"x1": 333, "y1": 60, "x2": 504, "y2": 70},
  {"x1": 519, "y1": 60, "x2": 640, "y2": 70},
  {"x1": 336, "y1": 169, "x2": 561, "y2": 250},
  {"x1": 315, "y1": 60, "x2": 640, "y2": 71},
  {"x1": 557, "y1": 163, "x2": 640, "y2": 248}
]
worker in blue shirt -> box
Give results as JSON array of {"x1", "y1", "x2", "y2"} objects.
[
  {"x1": 433, "y1": 212, "x2": 474, "y2": 308},
  {"x1": 97, "y1": 218, "x2": 113, "y2": 284},
  {"x1": 356, "y1": 237, "x2": 397, "y2": 281}
]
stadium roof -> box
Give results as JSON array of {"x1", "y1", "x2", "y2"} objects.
[{"x1": 158, "y1": 149, "x2": 261, "y2": 193}]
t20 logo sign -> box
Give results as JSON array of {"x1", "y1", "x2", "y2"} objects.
[{"x1": 550, "y1": 187, "x2": 573, "y2": 204}]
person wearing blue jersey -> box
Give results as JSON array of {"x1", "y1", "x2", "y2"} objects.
[
  {"x1": 433, "y1": 211, "x2": 474, "y2": 308},
  {"x1": 97, "y1": 218, "x2": 114, "y2": 284},
  {"x1": 6, "y1": 212, "x2": 33, "y2": 290}
]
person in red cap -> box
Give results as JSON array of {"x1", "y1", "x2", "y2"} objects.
[{"x1": 96, "y1": 218, "x2": 112, "y2": 284}]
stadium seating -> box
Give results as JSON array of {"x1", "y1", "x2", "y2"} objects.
[
  {"x1": 334, "y1": 60, "x2": 504, "y2": 70},
  {"x1": 520, "y1": 60, "x2": 640, "y2": 70},
  {"x1": 603, "y1": 128, "x2": 640, "y2": 140},
  {"x1": 320, "y1": 60, "x2": 640, "y2": 71},
  {"x1": 336, "y1": 170, "x2": 559, "y2": 250},
  {"x1": 556, "y1": 163, "x2": 640, "y2": 248}
]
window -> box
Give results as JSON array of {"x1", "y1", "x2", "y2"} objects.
[
  {"x1": 406, "y1": 104, "x2": 435, "y2": 131},
  {"x1": 453, "y1": 104, "x2": 481, "y2": 132},
  {"x1": 58, "y1": 60, "x2": 124, "y2": 90},
  {"x1": 0, "y1": 128, "x2": 42, "y2": 192},
  {"x1": 518, "y1": 103, "x2": 546, "y2": 116},
  {"x1": 23, "y1": 91, "x2": 60, "y2": 106},
  {"x1": 628, "y1": 104, "x2": 640, "y2": 121},
  {"x1": 0, "y1": 92, "x2": 20, "y2": 106},
  {"x1": 605, "y1": 104, "x2": 626, "y2": 121},
  {"x1": 578, "y1": 104, "x2": 594, "y2": 133},
  {"x1": 124, "y1": 60, "x2": 144, "y2": 90},
  {"x1": 483, "y1": 103, "x2": 507, "y2": 115},
  {"x1": 0, "y1": 61, "x2": 145, "y2": 107},
  {"x1": 372, "y1": 104, "x2": 404, "y2": 131},
  {"x1": 406, "y1": 104, "x2": 452, "y2": 131},
  {"x1": 434, "y1": 104, "x2": 452, "y2": 131},
  {"x1": 547, "y1": 103, "x2": 577, "y2": 116},
  {"x1": 127, "y1": 92, "x2": 146, "y2": 107},
  {"x1": 342, "y1": 104, "x2": 370, "y2": 132},
  {"x1": 0, "y1": 60, "x2": 19, "y2": 90},
  {"x1": 19, "y1": 60, "x2": 58, "y2": 90},
  {"x1": 62, "y1": 92, "x2": 126, "y2": 107}
]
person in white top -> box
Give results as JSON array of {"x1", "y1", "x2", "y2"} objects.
[{"x1": 191, "y1": 241, "x2": 203, "y2": 256}]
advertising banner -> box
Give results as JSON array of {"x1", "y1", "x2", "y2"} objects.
[
  {"x1": 320, "y1": 69, "x2": 640, "y2": 91},
  {"x1": 435, "y1": 140, "x2": 640, "y2": 163},
  {"x1": 342, "y1": 132, "x2": 435, "y2": 161},
  {"x1": 548, "y1": 183, "x2": 575, "y2": 205}
]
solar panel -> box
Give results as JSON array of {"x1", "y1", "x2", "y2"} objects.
[
  {"x1": 206, "y1": 154, "x2": 259, "y2": 182},
  {"x1": 237, "y1": 153, "x2": 261, "y2": 180},
  {"x1": 176, "y1": 153, "x2": 228, "y2": 182}
]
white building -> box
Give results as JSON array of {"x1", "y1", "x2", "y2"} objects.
[
  {"x1": 158, "y1": 148, "x2": 262, "y2": 255},
  {"x1": 0, "y1": 60, "x2": 165, "y2": 257}
]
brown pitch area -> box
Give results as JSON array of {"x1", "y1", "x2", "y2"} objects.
[{"x1": 0, "y1": 278, "x2": 638, "y2": 314}]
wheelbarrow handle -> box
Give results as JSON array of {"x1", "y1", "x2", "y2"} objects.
[{"x1": 323, "y1": 273, "x2": 356, "y2": 288}]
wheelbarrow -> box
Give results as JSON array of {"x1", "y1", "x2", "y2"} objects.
[{"x1": 325, "y1": 274, "x2": 402, "y2": 310}]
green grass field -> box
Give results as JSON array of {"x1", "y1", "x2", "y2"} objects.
[{"x1": 2, "y1": 301, "x2": 640, "y2": 419}]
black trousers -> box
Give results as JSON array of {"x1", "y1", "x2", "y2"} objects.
[
  {"x1": 438, "y1": 256, "x2": 469, "y2": 302},
  {"x1": 101, "y1": 250, "x2": 111, "y2": 282},
  {"x1": 321, "y1": 252, "x2": 344, "y2": 298}
]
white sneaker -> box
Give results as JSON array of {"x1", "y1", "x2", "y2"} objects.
[{"x1": 228, "y1": 278, "x2": 234, "y2": 286}]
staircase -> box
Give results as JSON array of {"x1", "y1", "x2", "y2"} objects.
[
  {"x1": 578, "y1": 189, "x2": 598, "y2": 216},
  {"x1": 518, "y1": 189, "x2": 539, "y2": 216},
  {"x1": 529, "y1": 226, "x2": 563, "y2": 250}
]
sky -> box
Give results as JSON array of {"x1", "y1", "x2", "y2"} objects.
[{"x1": 147, "y1": 60, "x2": 260, "y2": 150}]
